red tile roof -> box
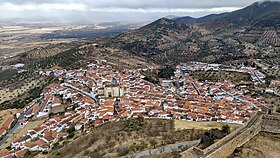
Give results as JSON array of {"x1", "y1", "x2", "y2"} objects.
[
  {"x1": 0, "y1": 149, "x2": 10, "y2": 157},
  {"x1": 25, "y1": 139, "x2": 46, "y2": 148},
  {"x1": 15, "y1": 150, "x2": 28, "y2": 158}
]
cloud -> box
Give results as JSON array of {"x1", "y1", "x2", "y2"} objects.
[
  {"x1": 0, "y1": 2, "x2": 242, "y2": 15},
  {"x1": 0, "y1": 0, "x2": 270, "y2": 23},
  {"x1": 0, "y1": 2, "x2": 88, "y2": 12},
  {"x1": 87, "y1": 0, "x2": 260, "y2": 9},
  {"x1": 0, "y1": 2, "x2": 240, "y2": 13},
  {"x1": 89, "y1": 7, "x2": 241, "y2": 13}
]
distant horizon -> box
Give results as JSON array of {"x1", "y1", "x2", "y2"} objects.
[
  {"x1": 0, "y1": 12, "x2": 230, "y2": 25},
  {"x1": 0, "y1": 0, "x2": 275, "y2": 24},
  {"x1": 0, "y1": 11, "x2": 234, "y2": 25}
]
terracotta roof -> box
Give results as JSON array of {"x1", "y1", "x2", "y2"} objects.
[
  {"x1": 25, "y1": 139, "x2": 46, "y2": 148},
  {"x1": 32, "y1": 104, "x2": 39, "y2": 114},
  {"x1": 52, "y1": 98, "x2": 62, "y2": 105},
  {"x1": 33, "y1": 125, "x2": 47, "y2": 133},
  {"x1": 58, "y1": 132, "x2": 68, "y2": 138},
  {"x1": 94, "y1": 120, "x2": 103, "y2": 126},
  {"x1": 53, "y1": 116, "x2": 62, "y2": 122},
  {"x1": 15, "y1": 150, "x2": 28, "y2": 158},
  {"x1": 0, "y1": 149, "x2": 10, "y2": 157},
  {"x1": 1, "y1": 116, "x2": 14, "y2": 130}
]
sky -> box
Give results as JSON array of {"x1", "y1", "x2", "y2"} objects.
[{"x1": 0, "y1": 0, "x2": 274, "y2": 24}]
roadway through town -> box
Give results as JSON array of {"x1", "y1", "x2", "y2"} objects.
[{"x1": 0, "y1": 99, "x2": 38, "y2": 147}]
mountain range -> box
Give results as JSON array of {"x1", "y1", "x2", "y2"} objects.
[
  {"x1": 106, "y1": 1, "x2": 280, "y2": 65},
  {"x1": 173, "y1": 13, "x2": 228, "y2": 25}
]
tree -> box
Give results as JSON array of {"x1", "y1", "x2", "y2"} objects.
[
  {"x1": 67, "y1": 132, "x2": 75, "y2": 139},
  {"x1": 67, "y1": 126, "x2": 75, "y2": 134},
  {"x1": 52, "y1": 142, "x2": 59, "y2": 150},
  {"x1": 124, "y1": 116, "x2": 144, "y2": 131},
  {"x1": 157, "y1": 66, "x2": 175, "y2": 79},
  {"x1": 48, "y1": 112, "x2": 55, "y2": 118},
  {"x1": 66, "y1": 98, "x2": 72, "y2": 105},
  {"x1": 221, "y1": 125, "x2": 230, "y2": 134},
  {"x1": 24, "y1": 150, "x2": 32, "y2": 157}
]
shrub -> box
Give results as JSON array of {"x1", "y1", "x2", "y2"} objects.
[
  {"x1": 221, "y1": 125, "x2": 230, "y2": 134},
  {"x1": 67, "y1": 126, "x2": 75, "y2": 134},
  {"x1": 124, "y1": 116, "x2": 145, "y2": 131},
  {"x1": 24, "y1": 150, "x2": 32, "y2": 157},
  {"x1": 67, "y1": 132, "x2": 75, "y2": 139},
  {"x1": 199, "y1": 128, "x2": 227, "y2": 149},
  {"x1": 149, "y1": 139, "x2": 158, "y2": 148}
]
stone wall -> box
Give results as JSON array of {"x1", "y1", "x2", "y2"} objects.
[
  {"x1": 181, "y1": 112, "x2": 280, "y2": 158},
  {"x1": 261, "y1": 114, "x2": 280, "y2": 134},
  {"x1": 205, "y1": 113, "x2": 262, "y2": 158}
]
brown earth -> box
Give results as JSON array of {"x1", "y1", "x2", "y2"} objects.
[
  {"x1": 49, "y1": 119, "x2": 205, "y2": 158},
  {"x1": 230, "y1": 132, "x2": 280, "y2": 158},
  {"x1": 174, "y1": 120, "x2": 241, "y2": 131}
]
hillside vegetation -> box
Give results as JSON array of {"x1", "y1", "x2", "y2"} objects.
[
  {"x1": 0, "y1": 43, "x2": 151, "y2": 110},
  {"x1": 106, "y1": 1, "x2": 280, "y2": 65},
  {"x1": 188, "y1": 70, "x2": 251, "y2": 82},
  {"x1": 49, "y1": 118, "x2": 205, "y2": 158}
]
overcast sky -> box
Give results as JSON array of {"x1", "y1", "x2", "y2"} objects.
[{"x1": 0, "y1": 0, "x2": 275, "y2": 24}]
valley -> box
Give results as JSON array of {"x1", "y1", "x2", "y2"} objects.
[
  {"x1": 0, "y1": 22, "x2": 142, "y2": 59},
  {"x1": 0, "y1": 1, "x2": 279, "y2": 158},
  {"x1": 0, "y1": 25, "x2": 76, "y2": 58}
]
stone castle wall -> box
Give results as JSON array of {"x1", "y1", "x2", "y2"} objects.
[
  {"x1": 261, "y1": 114, "x2": 280, "y2": 133},
  {"x1": 181, "y1": 112, "x2": 280, "y2": 158},
  {"x1": 205, "y1": 113, "x2": 263, "y2": 158}
]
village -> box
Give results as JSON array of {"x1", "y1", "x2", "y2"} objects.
[{"x1": 0, "y1": 59, "x2": 279, "y2": 157}]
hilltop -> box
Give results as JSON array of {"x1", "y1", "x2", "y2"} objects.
[
  {"x1": 222, "y1": 1, "x2": 280, "y2": 27},
  {"x1": 107, "y1": 18, "x2": 190, "y2": 61},
  {"x1": 106, "y1": 1, "x2": 280, "y2": 65},
  {"x1": 174, "y1": 13, "x2": 228, "y2": 25}
]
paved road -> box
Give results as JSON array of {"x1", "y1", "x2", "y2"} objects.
[
  {"x1": 61, "y1": 83, "x2": 98, "y2": 102},
  {"x1": 0, "y1": 99, "x2": 38, "y2": 147},
  {"x1": 253, "y1": 71, "x2": 265, "y2": 83},
  {"x1": 125, "y1": 140, "x2": 200, "y2": 158},
  {"x1": 191, "y1": 82, "x2": 200, "y2": 95},
  {"x1": 221, "y1": 88, "x2": 257, "y2": 108}
]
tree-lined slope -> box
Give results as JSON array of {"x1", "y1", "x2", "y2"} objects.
[{"x1": 107, "y1": 1, "x2": 280, "y2": 65}]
